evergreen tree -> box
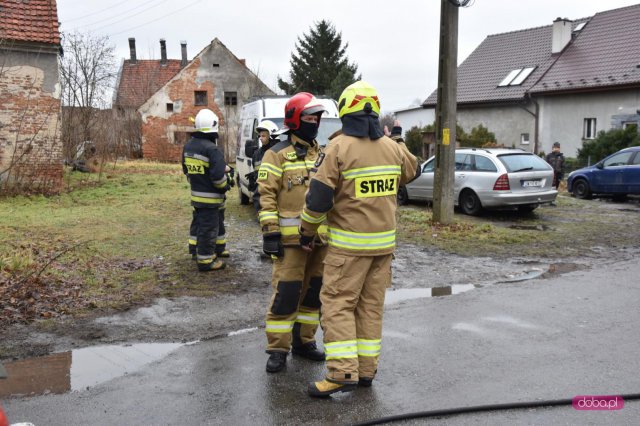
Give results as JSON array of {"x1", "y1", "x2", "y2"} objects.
[{"x1": 278, "y1": 20, "x2": 360, "y2": 100}]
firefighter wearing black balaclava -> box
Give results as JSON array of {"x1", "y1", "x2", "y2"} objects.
[
  {"x1": 257, "y1": 92, "x2": 328, "y2": 373},
  {"x1": 300, "y1": 81, "x2": 420, "y2": 397},
  {"x1": 183, "y1": 109, "x2": 230, "y2": 272}
]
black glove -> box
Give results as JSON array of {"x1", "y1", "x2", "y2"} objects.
[
  {"x1": 263, "y1": 233, "x2": 284, "y2": 258},
  {"x1": 228, "y1": 166, "x2": 235, "y2": 179},
  {"x1": 246, "y1": 171, "x2": 258, "y2": 192},
  {"x1": 299, "y1": 234, "x2": 314, "y2": 252}
]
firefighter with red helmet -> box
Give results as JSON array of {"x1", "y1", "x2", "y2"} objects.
[
  {"x1": 299, "y1": 81, "x2": 420, "y2": 396},
  {"x1": 184, "y1": 109, "x2": 230, "y2": 271},
  {"x1": 258, "y1": 92, "x2": 328, "y2": 373}
]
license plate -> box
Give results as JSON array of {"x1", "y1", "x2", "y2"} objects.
[{"x1": 522, "y1": 180, "x2": 542, "y2": 187}]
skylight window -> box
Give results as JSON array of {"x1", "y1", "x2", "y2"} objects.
[
  {"x1": 573, "y1": 22, "x2": 586, "y2": 32},
  {"x1": 498, "y1": 67, "x2": 536, "y2": 87},
  {"x1": 498, "y1": 69, "x2": 522, "y2": 87}
]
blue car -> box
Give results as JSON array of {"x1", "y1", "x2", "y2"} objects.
[{"x1": 567, "y1": 146, "x2": 640, "y2": 199}]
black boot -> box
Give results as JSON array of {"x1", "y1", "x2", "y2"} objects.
[
  {"x1": 292, "y1": 342, "x2": 325, "y2": 361},
  {"x1": 358, "y1": 377, "x2": 373, "y2": 387},
  {"x1": 266, "y1": 352, "x2": 287, "y2": 373}
]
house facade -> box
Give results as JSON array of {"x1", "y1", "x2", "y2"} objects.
[
  {"x1": 404, "y1": 4, "x2": 640, "y2": 158},
  {"x1": 115, "y1": 38, "x2": 274, "y2": 162},
  {"x1": 0, "y1": 0, "x2": 63, "y2": 193}
]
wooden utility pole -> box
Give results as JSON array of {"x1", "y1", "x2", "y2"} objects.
[{"x1": 432, "y1": 0, "x2": 459, "y2": 224}]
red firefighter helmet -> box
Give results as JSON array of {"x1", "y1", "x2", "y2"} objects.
[{"x1": 283, "y1": 92, "x2": 326, "y2": 131}]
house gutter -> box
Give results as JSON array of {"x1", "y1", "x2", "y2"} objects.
[{"x1": 523, "y1": 93, "x2": 540, "y2": 154}]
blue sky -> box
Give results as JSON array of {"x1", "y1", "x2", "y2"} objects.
[{"x1": 57, "y1": 0, "x2": 640, "y2": 112}]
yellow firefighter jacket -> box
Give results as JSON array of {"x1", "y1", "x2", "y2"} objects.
[
  {"x1": 257, "y1": 134, "x2": 328, "y2": 246},
  {"x1": 300, "y1": 132, "x2": 419, "y2": 256}
]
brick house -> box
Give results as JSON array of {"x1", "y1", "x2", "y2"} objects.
[
  {"x1": 0, "y1": 0, "x2": 63, "y2": 193},
  {"x1": 114, "y1": 38, "x2": 274, "y2": 162}
]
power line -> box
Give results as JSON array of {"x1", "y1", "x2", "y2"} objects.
[
  {"x1": 71, "y1": 0, "x2": 166, "y2": 30},
  {"x1": 110, "y1": 0, "x2": 206, "y2": 37},
  {"x1": 64, "y1": 0, "x2": 131, "y2": 23},
  {"x1": 91, "y1": 0, "x2": 173, "y2": 32}
]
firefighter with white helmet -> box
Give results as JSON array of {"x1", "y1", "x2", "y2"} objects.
[
  {"x1": 183, "y1": 108, "x2": 231, "y2": 271},
  {"x1": 248, "y1": 120, "x2": 280, "y2": 211},
  {"x1": 257, "y1": 92, "x2": 329, "y2": 373},
  {"x1": 300, "y1": 81, "x2": 421, "y2": 396}
]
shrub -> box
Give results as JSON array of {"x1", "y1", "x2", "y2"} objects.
[{"x1": 577, "y1": 126, "x2": 640, "y2": 164}]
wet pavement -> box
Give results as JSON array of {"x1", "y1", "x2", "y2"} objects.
[{"x1": 2, "y1": 257, "x2": 639, "y2": 425}]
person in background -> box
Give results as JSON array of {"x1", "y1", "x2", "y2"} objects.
[
  {"x1": 183, "y1": 109, "x2": 230, "y2": 271},
  {"x1": 249, "y1": 120, "x2": 280, "y2": 212},
  {"x1": 546, "y1": 142, "x2": 565, "y2": 190}
]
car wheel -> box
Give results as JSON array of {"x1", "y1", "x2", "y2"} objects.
[
  {"x1": 397, "y1": 185, "x2": 409, "y2": 205},
  {"x1": 517, "y1": 204, "x2": 538, "y2": 213},
  {"x1": 459, "y1": 189, "x2": 482, "y2": 216},
  {"x1": 238, "y1": 178, "x2": 250, "y2": 205},
  {"x1": 573, "y1": 178, "x2": 592, "y2": 200}
]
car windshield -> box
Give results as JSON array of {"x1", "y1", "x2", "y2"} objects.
[
  {"x1": 264, "y1": 117, "x2": 342, "y2": 147},
  {"x1": 498, "y1": 153, "x2": 550, "y2": 172}
]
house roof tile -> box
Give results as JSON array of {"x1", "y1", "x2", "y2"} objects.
[
  {"x1": 423, "y1": 4, "x2": 640, "y2": 106},
  {"x1": 530, "y1": 4, "x2": 640, "y2": 93},
  {"x1": 114, "y1": 59, "x2": 183, "y2": 109},
  {"x1": 0, "y1": 0, "x2": 60, "y2": 45}
]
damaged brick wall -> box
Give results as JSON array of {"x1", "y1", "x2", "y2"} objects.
[
  {"x1": 140, "y1": 58, "x2": 225, "y2": 162},
  {"x1": 0, "y1": 64, "x2": 63, "y2": 194}
]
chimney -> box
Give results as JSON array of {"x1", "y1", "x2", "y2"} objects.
[
  {"x1": 160, "y1": 39, "x2": 167, "y2": 65},
  {"x1": 552, "y1": 17, "x2": 572, "y2": 54},
  {"x1": 128, "y1": 37, "x2": 137, "y2": 64},
  {"x1": 180, "y1": 41, "x2": 188, "y2": 67}
]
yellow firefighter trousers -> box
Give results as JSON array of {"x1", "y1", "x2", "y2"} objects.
[
  {"x1": 265, "y1": 245, "x2": 327, "y2": 352},
  {"x1": 320, "y1": 250, "x2": 393, "y2": 383}
]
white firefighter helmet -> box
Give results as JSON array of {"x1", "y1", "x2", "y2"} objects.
[
  {"x1": 255, "y1": 120, "x2": 279, "y2": 136},
  {"x1": 194, "y1": 109, "x2": 219, "y2": 133}
]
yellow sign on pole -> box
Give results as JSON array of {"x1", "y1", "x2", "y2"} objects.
[{"x1": 443, "y1": 128, "x2": 450, "y2": 146}]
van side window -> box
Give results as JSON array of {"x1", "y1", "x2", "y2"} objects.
[
  {"x1": 251, "y1": 119, "x2": 258, "y2": 139},
  {"x1": 243, "y1": 119, "x2": 253, "y2": 138}
]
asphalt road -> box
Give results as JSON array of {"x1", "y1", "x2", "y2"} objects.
[{"x1": 3, "y1": 258, "x2": 640, "y2": 425}]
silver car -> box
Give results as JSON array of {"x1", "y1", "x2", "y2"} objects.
[{"x1": 398, "y1": 148, "x2": 558, "y2": 215}]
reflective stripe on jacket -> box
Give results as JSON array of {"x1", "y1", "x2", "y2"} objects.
[
  {"x1": 257, "y1": 135, "x2": 328, "y2": 246},
  {"x1": 300, "y1": 133, "x2": 419, "y2": 256},
  {"x1": 182, "y1": 136, "x2": 228, "y2": 208}
]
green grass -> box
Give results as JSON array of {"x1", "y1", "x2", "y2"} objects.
[
  {"x1": 2, "y1": 161, "x2": 638, "y2": 323},
  {"x1": 1, "y1": 161, "x2": 263, "y2": 322},
  {"x1": 397, "y1": 193, "x2": 639, "y2": 258}
]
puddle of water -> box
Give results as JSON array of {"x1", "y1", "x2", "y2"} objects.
[
  {"x1": 385, "y1": 284, "x2": 476, "y2": 305},
  {"x1": 499, "y1": 269, "x2": 545, "y2": 282},
  {"x1": 0, "y1": 343, "x2": 182, "y2": 398}
]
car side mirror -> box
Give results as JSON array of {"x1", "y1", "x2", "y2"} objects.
[
  {"x1": 596, "y1": 162, "x2": 604, "y2": 169},
  {"x1": 245, "y1": 139, "x2": 258, "y2": 157}
]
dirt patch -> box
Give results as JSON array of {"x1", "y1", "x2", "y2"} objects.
[{"x1": 1, "y1": 191, "x2": 639, "y2": 362}]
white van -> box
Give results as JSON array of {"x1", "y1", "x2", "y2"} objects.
[{"x1": 235, "y1": 95, "x2": 341, "y2": 205}]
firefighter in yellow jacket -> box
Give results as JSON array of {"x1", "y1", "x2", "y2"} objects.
[
  {"x1": 299, "y1": 81, "x2": 420, "y2": 397},
  {"x1": 258, "y1": 92, "x2": 329, "y2": 373}
]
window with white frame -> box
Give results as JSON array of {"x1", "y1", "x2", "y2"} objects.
[
  {"x1": 520, "y1": 133, "x2": 530, "y2": 145},
  {"x1": 583, "y1": 118, "x2": 597, "y2": 139}
]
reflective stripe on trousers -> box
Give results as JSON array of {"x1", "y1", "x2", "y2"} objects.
[{"x1": 265, "y1": 320, "x2": 294, "y2": 333}]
